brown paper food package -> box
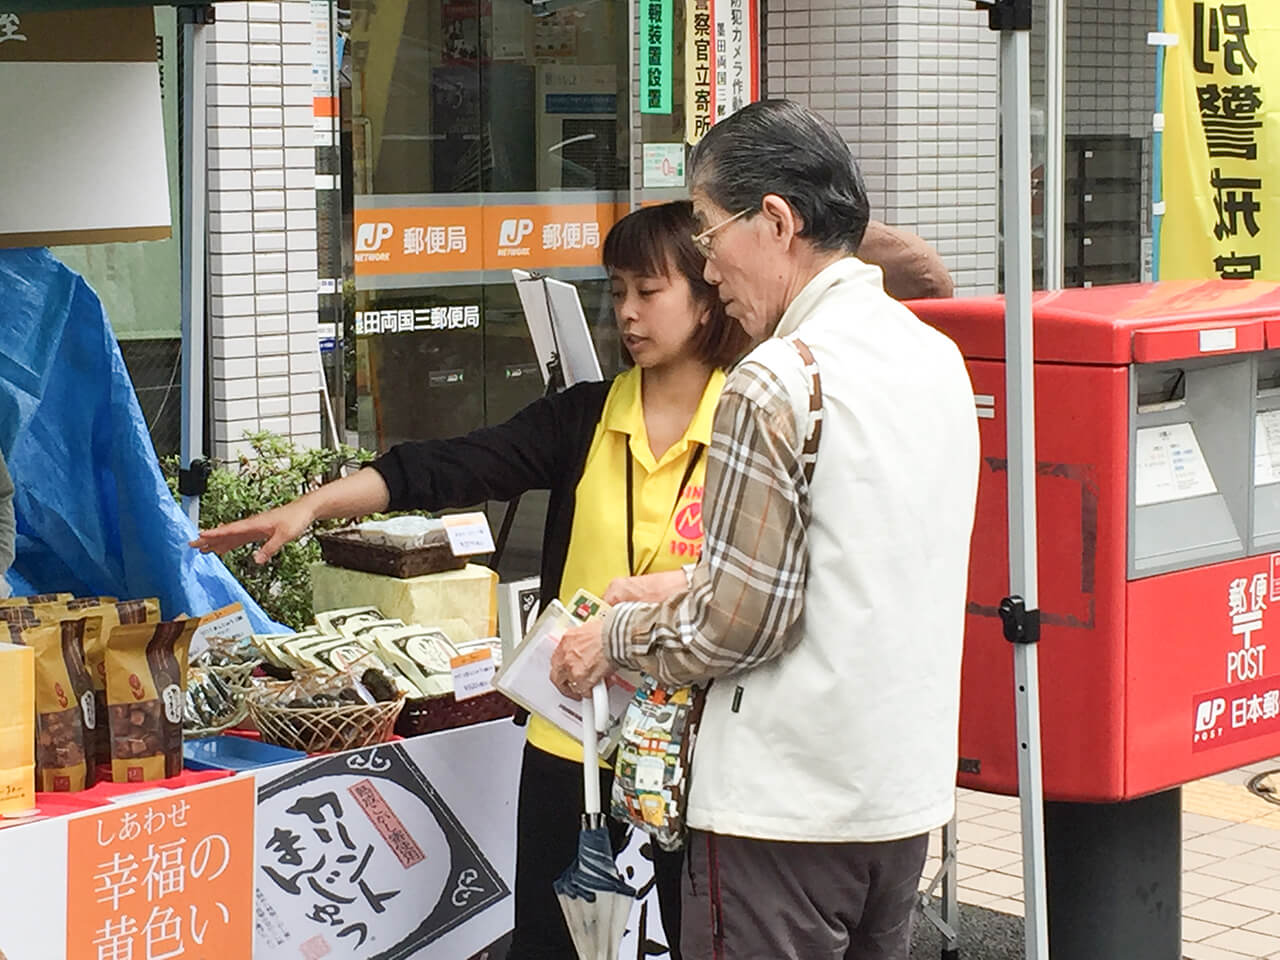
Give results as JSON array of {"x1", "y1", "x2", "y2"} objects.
[
  {"x1": 106, "y1": 619, "x2": 196, "y2": 784},
  {"x1": 0, "y1": 607, "x2": 43, "y2": 628},
  {"x1": 1, "y1": 598, "x2": 160, "y2": 768},
  {"x1": 22, "y1": 618, "x2": 102, "y2": 792},
  {"x1": 79, "y1": 599, "x2": 161, "y2": 768},
  {"x1": 0, "y1": 596, "x2": 129, "y2": 627},
  {"x1": 0, "y1": 593, "x2": 73, "y2": 606}
]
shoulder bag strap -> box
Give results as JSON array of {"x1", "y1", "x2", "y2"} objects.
[{"x1": 787, "y1": 338, "x2": 824, "y2": 485}]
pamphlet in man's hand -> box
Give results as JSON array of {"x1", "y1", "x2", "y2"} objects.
[{"x1": 492, "y1": 594, "x2": 637, "y2": 752}]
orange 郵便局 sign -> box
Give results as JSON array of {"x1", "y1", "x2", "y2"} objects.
[
  {"x1": 353, "y1": 201, "x2": 632, "y2": 278},
  {"x1": 66, "y1": 776, "x2": 255, "y2": 960}
]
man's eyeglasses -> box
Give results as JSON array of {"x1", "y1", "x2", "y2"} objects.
[{"x1": 691, "y1": 209, "x2": 751, "y2": 258}]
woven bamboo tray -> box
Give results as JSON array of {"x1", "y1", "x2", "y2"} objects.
[
  {"x1": 183, "y1": 661, "x2": 258, "y2": 739},
  {"x1": 250, "y1": 697, "x2": 404, "y2": 753},
  {"x1": 315, "y1": 527, "x2": 469, "y2": 579},
  {"x1": 184, "y1": 699, "x2": 249, "y2": 740},
  {"x1": 395, "y1": 690, "x2": 515, "y2": 737},
  {"x1": 206, "y1": 660, "x2": 259, "y2": 691}
]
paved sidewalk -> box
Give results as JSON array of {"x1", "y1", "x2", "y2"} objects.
[{"x1": 919, "y1": 760, "x2": 1280, "y2": 959}]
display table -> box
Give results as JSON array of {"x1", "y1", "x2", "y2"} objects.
[{"x1": 0, "y1": 720, "x2": 525, "y2": 960}]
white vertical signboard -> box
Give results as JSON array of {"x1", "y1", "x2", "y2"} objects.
[{"x1": 686, "y1": 0, "x2": 759, "y2": 144}]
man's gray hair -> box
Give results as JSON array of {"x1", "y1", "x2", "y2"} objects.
[{"x1": 689, "y1": 99, "x2": 871, "y2": 253}]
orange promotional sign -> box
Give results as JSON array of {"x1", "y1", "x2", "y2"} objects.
[
  {"x1": 67, "y1": 776, "x2": 255, "y2": 960},
  {"x1": 354, "y1": 200, "x2": 632, "y2": 278}
]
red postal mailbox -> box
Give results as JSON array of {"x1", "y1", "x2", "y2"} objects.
[{"x1": 911, "y1": 280, "x2": 1280, "y2": 802}]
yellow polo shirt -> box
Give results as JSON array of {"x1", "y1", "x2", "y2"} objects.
[{"x1": 528, "y1": 366, "x2": 724, "y2": 762}]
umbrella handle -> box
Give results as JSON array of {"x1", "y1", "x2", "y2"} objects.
[
  {"x1": 592, "y1": 681, "x2": 609, "y2": 733},
  {"x1": 581, "y1": 690, "x2": 600, "y2": 815},
  {"x1": 580, "y1": 682, "x2": 609, "y2": 814}
]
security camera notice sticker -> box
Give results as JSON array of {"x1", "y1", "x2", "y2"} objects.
[
  {"x1": 254, "y1": 744, "x2": 509, "y2": 959},
  {"x1": 1192, "y1": 676, "x2": 1280, "y2": 752}
]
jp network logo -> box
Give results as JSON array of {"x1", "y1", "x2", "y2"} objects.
[
  {"x1": 496, "y1": 218, "x2": 534, "y2": 255},
  {"x1": 356, "y1": 222, "x2": 393, "y2": 251},
  {"x1": 355, "y1": 222, "x2": 394, "y2": 262}
]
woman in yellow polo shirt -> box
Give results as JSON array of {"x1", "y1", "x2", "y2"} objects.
[{"x1": 192, "y1": 201, "x2": 750, "y2": 959}]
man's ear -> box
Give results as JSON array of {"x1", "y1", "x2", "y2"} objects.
[{"x1": 760, "y1": 194, "x2": 802, "y2": 248}]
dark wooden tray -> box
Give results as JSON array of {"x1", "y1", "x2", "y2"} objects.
[
  {"x1": 315, "y1": 526, "x2": 468, "y2": 579},
  {"x1": 395, "y1": 690, "x2": 516, "y2": 737}
]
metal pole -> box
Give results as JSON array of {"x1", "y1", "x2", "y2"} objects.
[
  {"x1": 999, "y1": 23, "x2": 1051, "y2": 960},
  {"x1": 1044, "y1": 0, "x2": 1065, "y2": 290},
  {"x1": 942, "y1": 816, "x2": 960, "y2": 960},
  {"x1": 916, "y1": 817, "x2": 960, "y2": 954},
  {"x1": 628, "y1": 0, "x2": 640, "y2": 212},
  {"x1": 179, "y1": 8, "x2": 210, "y2": 525}
]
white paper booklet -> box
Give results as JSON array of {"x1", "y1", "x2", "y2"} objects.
[{"x1": 492, "y1": 599, "x2": 637, "y2": 752}]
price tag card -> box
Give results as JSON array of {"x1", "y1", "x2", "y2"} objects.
[
  {"x1": 190, "y1": 602, "x2": 252, "y2": 660},
  {"x1": 450, "y1": 649, "x2": 497, "y2": 701},
  {"x1": 444, "y1": 511, "x2": 497, "y2": 556}
]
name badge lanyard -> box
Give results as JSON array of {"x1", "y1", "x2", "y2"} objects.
[{"x1": 625, "y1": 444, "x2": 704, "y2": 577}]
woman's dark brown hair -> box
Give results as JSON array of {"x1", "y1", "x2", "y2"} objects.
[{"x1": 602, "y1": 201, "x2": 752, "y2": 369}]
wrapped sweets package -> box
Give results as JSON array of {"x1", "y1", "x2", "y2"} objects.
[{"x1": 0, "y1": 642, "x2": 35, "y2": 814}]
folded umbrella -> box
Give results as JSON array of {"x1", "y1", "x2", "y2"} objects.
[{"x1": 554, "y1": 682, "x2": 636, "y2": 960}]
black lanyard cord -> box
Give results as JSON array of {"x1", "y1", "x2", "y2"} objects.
[{"x1": 625, "y1": 443, "x2": 705, "y2": 576}]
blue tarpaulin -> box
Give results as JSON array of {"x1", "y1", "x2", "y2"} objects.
[{"x1": 0, "y1": 248, "x2": 281, "y2": 631}]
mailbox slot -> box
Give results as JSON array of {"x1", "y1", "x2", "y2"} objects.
[
  {"x1": 1251, "y1": 354, "x2": 1280, "y2": 553},
  {"x1": 1129, "y1": 356, "x2": 1251, "y2": 577}
]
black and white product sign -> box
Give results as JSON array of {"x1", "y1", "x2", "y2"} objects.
[
  {"x1": 254, "y1": 738, "x2": 514, "y2": 959},
  {"x1": 519, "y1": 586, "x2": 540, "y2": 636}
]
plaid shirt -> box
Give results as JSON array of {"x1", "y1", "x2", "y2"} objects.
[{"x1": 605, "y1": 359, "x2": 811, "y2": 686}]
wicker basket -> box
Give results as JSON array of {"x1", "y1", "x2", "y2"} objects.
[
  {"x1": 316, "y1": 527, "x2": 469, "y2": 579},
  {"x1": 250, "y1": 697, "x2": 405, "y2": 753},
  {"x1": 395, "y1": 690, "x2": 516, "y2": 737}
]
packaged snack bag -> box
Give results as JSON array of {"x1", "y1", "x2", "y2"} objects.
[
  {"x1": 106, "y1": 619, "x2": 197, "y2": 783},
  {"x1": 63, "y1": 597, "x2": 119, "y2": 609},
  {"x1": 3, "y1": 598, "x2": 159, "y2": 769},
  {"x1": 0, "y1": 641, "x2": 36, "y2": 814},
  {"x1": 79, "y1": 599, "x2": 161, "y2": 767},
  {"x1": 373, "y1": 627, "x2": 460, "y2": 697},
  {"x1": 314, "y1": 606, "x2": 386, "y2": 635},
  {"x1": 0, "y1": 607, "x2": 41, "y2": 627},
  {"x1": 27, "y1": 619, "x2": 101, "y2": 791},
  {"x1": 0, "y1": 593, "x2": 72, "y2": 606}
]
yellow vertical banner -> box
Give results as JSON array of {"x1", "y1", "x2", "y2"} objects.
[{"x1": 1161, "y1": 1, "x2": 1280, "y2": 280}]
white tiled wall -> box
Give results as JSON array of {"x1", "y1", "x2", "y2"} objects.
[
  {"x1": 1064, "y1": 0, "x2": 1158, "y2": 138},
  {"x1": 765, "y1": 0, "x2": 1000, "y2": 296},
  {"x1": 1066, "y1": 0, "x2": 1159, "y2": 234},
  {"x1": 207, "y1": 0, "x2": 321, "y2": 462},
  {"x1": 1030, "y1": 0, "x2": 1159, "y2": 144}
]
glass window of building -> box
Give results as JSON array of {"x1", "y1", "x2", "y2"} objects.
[{"x1": 344, "y1": 0, "x2": 710, "y2": 576}]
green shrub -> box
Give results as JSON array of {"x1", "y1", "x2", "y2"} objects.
[{"x1": 165, "y1": 432, "x2": 385, "y2": 630}]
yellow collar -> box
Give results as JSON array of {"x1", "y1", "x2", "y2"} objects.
[{"x1": 602, "y1": 367, "x2": 725, "y2": 472}]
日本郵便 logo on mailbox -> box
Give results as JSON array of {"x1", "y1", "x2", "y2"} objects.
[{"x1": 1194, "y1": 697, "x2": 1226, "y2": 738}]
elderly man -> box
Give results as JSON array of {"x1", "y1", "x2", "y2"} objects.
[{"x1": 551, "y1": 99, "x2": 979, "y2": 960}]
